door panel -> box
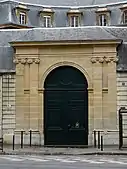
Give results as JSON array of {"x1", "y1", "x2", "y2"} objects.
[
  {"x1": 65, "y1": 90, "x2": 88, "y2": 145},
  {"x1": 44, "y1": 90, "x2": 65, "y2": 145},
  {"x1": 44, "y1": 66, "x2": 88, "y2": 146}
]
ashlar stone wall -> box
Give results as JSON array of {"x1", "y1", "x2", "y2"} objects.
[{"x1": 9, "y1": 41, "x2": 119, "y2": 145}]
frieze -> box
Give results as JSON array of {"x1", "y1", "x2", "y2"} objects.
[
  {"x1": 13, "y1": 58, "x2": 40, "y2": 64},
  {"x1": 91, "y1": 57, "x2": 96, "y2": 63},
  {"x1": 105, "y1": 57, "x2": 111, "y2": 63},
  {"x1": 98, "y1": 57, "x2": 104, "y2": 63},
  {"x1": 90, "y1": 57, "x2": 119, "y2": 63},
  {"x1": 27, "y1": 58, "x2": 33, "y2": 64},
  {"x1": 34, "y1": 58, "x2": 40, "y2": 64},
  {"x1": 20, "y1": 59, "x2": 27, "y2": 64},
  {"x1": 13, "y1": 58, "x2": 19, "y2": 64}
]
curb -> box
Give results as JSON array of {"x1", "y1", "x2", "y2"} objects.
[{"x1": 1, "y1": 151, "x2": 127, "y2": 156}]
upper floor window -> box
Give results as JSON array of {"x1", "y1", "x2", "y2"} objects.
[
  {"x1": 96, "y1": 8, "x2": 111, "y2": 26},
  {"x1": 43, "y1": 16, "x2": 51, "y2": 27},
  {"x1": 67, "y1": 9, "x2": 82, "y2": 27},
  {"x1": 39, "y1": 8, "x2": 54, "y2": 28},
  {"x1": 15, "y1": 5, "x2": 29, "y2": 25},
  {"x1": 70, "y1": 16, "x2": 79, "y2": 27},
  {"x1": 19, "y1": 12, "x2": 27, "y2": 25},
  {"x1": 123, "y1": 10, "x2": 127, "y2": 23},
  {"x1": 120, "y1": 4, "x2": 127, "y2": 24},
  {"x1": 98, "y1": 14, "x2": 107, "y2": 26}
]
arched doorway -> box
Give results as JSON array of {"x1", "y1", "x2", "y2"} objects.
[{"x1": 44, "y1": 66, "x2": 88, "y2": 146}]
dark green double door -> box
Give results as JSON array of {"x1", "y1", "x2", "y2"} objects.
[{"x1": 44, "y1": 66, "x2": 88, "y2": 146}]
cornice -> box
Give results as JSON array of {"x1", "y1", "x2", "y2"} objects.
[{"x1": 10, "y1": 40, "x2": 121, "y2": 47}]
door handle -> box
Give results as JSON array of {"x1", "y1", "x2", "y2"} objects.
[{"x1": 68, "y1": 124, "x2": 71, "y2": 129}]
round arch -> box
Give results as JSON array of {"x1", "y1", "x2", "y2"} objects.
[
  {"x1": 41, "y1": 61, "x2": 92, "y2": 89},
  {"x1": 44, "y1": 64, "x2": 88, "y2": 146}
]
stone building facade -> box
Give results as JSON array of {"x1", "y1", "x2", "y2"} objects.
[
  {"x1": 0, "y1": 0, "x2": 127, "y2": 146},
  {"x1": 10, "y1": 39, "x2": 119, "y2": 145}
]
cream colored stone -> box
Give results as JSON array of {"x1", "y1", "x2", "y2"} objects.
[{"x1": 9, "y1": 41, "x2": 119, "y2": 145}]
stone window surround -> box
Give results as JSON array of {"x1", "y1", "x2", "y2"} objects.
[
  {"x1": 95, "y1": 8, "x2": 111, "y2": 26},
  {"x1": 120, "y1": 5, "x2": 127, "y2": 24},
  {"x1": 67, "y1": 9, "x2": 83, "y2": 27},
  {"x1": 39, "y1": 8, "x2": 54, "y2": 28},
  {"x1": 14, "y1": 5, "x2": 127, "y2": 27},
  {"x1": 15, "y1": 5, "x2": 29, "y2": 25}
]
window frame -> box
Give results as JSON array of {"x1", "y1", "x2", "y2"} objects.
[
  {"x1": 67, "y1": 13, "x2": 82, "y2": 27},
  {"x1": 39, "y1": 9, "x2": 54, "y2": 28},
  {"x1": 96, "y1": 9, "x2": 111, "y2": 26},
  {"x1": 123, "y1": 10, "x2": 127, "y2": 24},
  {"x1": 43, "y1": 15, "x2": 52, "y2": 28},
  {"x1": 98, "y1": 14, "x2": 107, "y2": 26},
  {"x1": 15, "y1": 5, "x2": 29, "y2": 25},
  {"x1": 69, "y1": 15, "x2": 80, "y2": 27},
  {"x1": 120, "y1": 5, "x2": 127, "y2": 24},
  {"x1": 19, "y1": 11, "x2": 27, "y2": 25}
]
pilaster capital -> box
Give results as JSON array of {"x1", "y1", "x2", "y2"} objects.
[
  {"x1": 20, "y1": 58, "x2": 27, "y2": 64},
  {"x1": 27, "y1": 58, "x2": 33, "y2": 64},
  {"x1": 91, "y1": 56, "x2": 118, "y2": 64},
  {"x1": 91, "y1": 57, "x2": 97, "y2": 63},
  {"x1": 13, "y1": 58, "x2": 19, "y2": 64},
  {"x1": 113, "y1": 58, "x2": 119, "y2": 63},
  {"x1": 34, "y1": 58, "x2": 40, "y2": 64},
  {"x1": 105, "y1": 57, "x2": 111, "y2": 63},
  {"x1": 98, "y1": 57, "x2": 104, "y2": 63}
]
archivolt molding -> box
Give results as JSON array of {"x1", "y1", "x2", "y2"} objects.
[
  {"x1": 41, "y1": 61, "x2": 92, "y2": 89},
  {"x1": 91, "y1": 57, "x2": 118, "y2": 63},
  {"x1": 13, "y1": 58, "x2": 40, "y2": 64}
]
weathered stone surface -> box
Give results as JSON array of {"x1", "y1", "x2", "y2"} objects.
[{"x1": 2, "y1": 41, "x2": 119, "y2": 145}]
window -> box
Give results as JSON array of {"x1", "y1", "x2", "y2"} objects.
[
  {"x1": 70, "y1": 16, "x2": 79, "y2": 27},
  {"x1": 120, "y1": 5, "x2": 127, "y2": 24},
  {"x1": 67, "y1": 9, "x2": 82, "y2": 27},
  {"x1": 96, "y1": 8, "x2": 110, "y2": 26},
  {"x1": 19, "y1": 12, "x2": 26, "y2": 24},
  {"x1": 43, "y1": 16, "x2": 51, "y2": 27},
  {"x1": 39, "y1": 8, "x2": 54, "y2": 28},
  {"x1": 15, "y1": 5, "x2": 29, "y2": 26},
  {"x1": 98, "y1": 14, "x2": 107, "y2": 26},
  {"x1": 123, "y1": 10, "x2": 127, "y2": 23}
]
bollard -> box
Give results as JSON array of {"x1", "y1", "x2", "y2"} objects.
[
  {"x1": 21, "y1": 131, "x2": 24, "y2": 149},
  {"x1": 29, "y1": 130, "x2": 32, "y2": 147},
  {"x1": 13, "y1": 135, "x2": 15, "y2": 150},
  {"x1": 93, "y1": 130, "x2": 97, "y2": 148},
  {"x1": 98, "y1": 131, "x2": 100, "y2": 149},
  {"x1": 2, "y1": 138, "x2": 3, "y2": 152},
  {"x1": 101, "y1": 135, "x2": 103, "y2": 151},
  {"x1": 0, "y1": 138, "x2": 3, "y2": 152}
]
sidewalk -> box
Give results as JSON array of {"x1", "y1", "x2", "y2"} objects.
[{"x1": 1, "y1": 145, "x2": 127, "y2": 155}]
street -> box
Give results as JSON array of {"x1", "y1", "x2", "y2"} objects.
[{"x1": 0, "y1": 155, "x2": 126, "y2": 169}]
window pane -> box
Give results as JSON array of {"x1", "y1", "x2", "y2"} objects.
[
  {"x1": 70, "y1": 16, "x2": 75, "y2": 27},
  {"x1": 124, "y1": 11, "x2": 127, "y2": 23},
  {"x1": 99, "y1": 14, "x2": 107, "y2": 26},
  {"x1": 70, "y1": 16, "x2": 79, "y2": 27},
  {"x1": 43, "y1": 16, "x2": 51, "y2": 27},
  {"x1": 75, "y1": 16, "x2": 79, "y2": 27},
  {"x1": 19, "y1": 12, "x2": 26, "y2": 24}
]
